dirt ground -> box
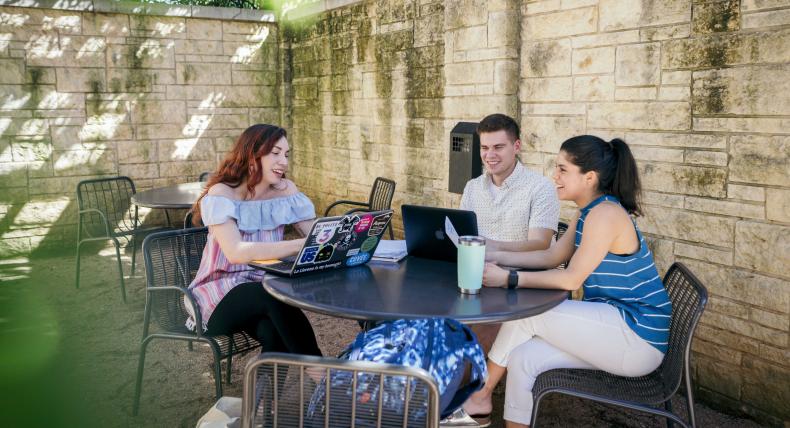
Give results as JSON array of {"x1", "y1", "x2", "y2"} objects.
[{"x1": 0, "y1": 239, "x2": 765, "y2": 428}]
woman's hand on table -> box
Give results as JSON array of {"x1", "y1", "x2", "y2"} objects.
[{"x1": 483, "y1": 262, "x2": 508, "y2": 288}]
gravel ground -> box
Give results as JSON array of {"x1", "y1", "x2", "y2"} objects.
[{"x1": 0, "y1": 241, "x2": 765, "y2": 428}]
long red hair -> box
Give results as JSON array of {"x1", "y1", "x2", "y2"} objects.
[{"x1": 191, "y1": 124, "x2": 287, "y2": 225}]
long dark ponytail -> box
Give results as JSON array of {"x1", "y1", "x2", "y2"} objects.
[{"x1": 560, "y1": 135, "x2": 643, "y2": 216}]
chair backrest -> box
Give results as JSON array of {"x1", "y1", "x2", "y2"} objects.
[
  {"x1": 242, "y1": 353, "x2": 441, "y2": 428},
  {"x1": 368, "y1": 177, "x2": 396, "y2": 211},
  {"x1": 556, "y1": 221, "x2": 569, "y2": 240},
  {"x1": 77, "y1": 176, "x2": 137, "y2": 233},
  {"x1": 199, "y1": 171, "x2": 213, "y2": 182},
  {"x1": 142, "y1": 227, "x2": 209, "y2": 333},
  {"x1": 657, "y1": 262, "x2": 708, "y2": 396}
]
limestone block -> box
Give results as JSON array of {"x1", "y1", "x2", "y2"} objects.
[
  {"x1": 414, "y1": 15, "x2": 443, "y2": 48},
  {"x1": 727, "y1": 184, "x2": 765, "y2": 202},
  {"x1": 695, "y1": 356, "x2": 742, "y2": 399},
  {"x1": 693, "y1": 65, "x2": 790, "y2": 116},
  {"x1": 599, "y1": 0, "x2": 691, "y2": 31},
  {"x1": 708, "y1": 295, "x2": 751, "y2": 319},
  {"x1": 703, "y1": 311, "x2": 786, "y2": 346},
  {"x1": 625, "y1": 132, "x2": 726, "y2": 149},
  {"x1": 521, "y1": 77, "x2": 572, "y2": 101},
  {"x1": 641, "y1": 162, "x2": 726, "y2": 197},
  {"x1": 159, "y1": 160, "x2": 215, "y2": 178},
  {"x1": 524, "y1": 0, "x2": 561, "y2": 15},
  {"x1": 444, "y1": 0, "x2": 488, "y2": 30},
  {"x1": 106, "y1": 41, "x2": 175, "y2": 69},
  {"x1": 79, "y1": 122, "x2": 133, "y2": 141},
  {"x1": 694, "y1": 323, "x2": 760, "y2": 355},
  {"x1": 10, "y1": 141, "x2": 51, "y2": 162},
  {"x1": 588, "y1": 102, "x2": 690, "y2": 130},
  {"x1": 734, "y1": 221, "x2": 790, "y2": 277},
  {"x1": 445, "y1": 61, "x2": 493, "y2": 85},
  {"x1": 494, "y1": 60, "x2": 518, "y2": 95},
  {"x1": 128, "y1": 15, "x2": 186, "y2": 39},
  {"x1": 221, "y1": 85, "x2": 278, "y2": 108},
  {"x1": 644, "y1": 235, "x2": 673, "y2": 274},
  {"x1": 0, "y1": 118, "x2": 49, "y2": 137},
  {"x1": 187, "y1": 19, "x2": 222, "y2": 41},
  {"x1": 615, "y1": 43, "x2": 660, "y2": 86},
  {"x1": 521, "y1": 115, "x2": 585, "y2": 153},
  {"x1": 662, "y1": 70, "x2": 691, "y2": 85},
  {"x1": 729, "y1": 135, "x2": 789, "y2": 187},
  {"x1": 765, "y1": 188, "x2": 790, "y2": 223},
  {"x1": 662, "y1": 29, "x2": 790, "y2": 69},
  {"x1": 573, "y1": 75, "x2": 614, "y2": 101},
  {"x1": 174, "y1": 39, "x2": 223, "y2": 55},
  {"x1": 685, "y1": 197, "x2": 763, "y2": 220},
  {"x1": 82, "y1": 13, "x2": 130, "y2": 36},
  {"x1": 55, "y1": 68, "x2": 106, "y2": 93},
  {"x1": 487, "y1": 11, "x2": 517, "y2": 48},
  {"x1": 615, "y1": 87, "x2": 657, "y2": 100},
  {"x1": 742, "y1": 0, "x2": 790, "y2": 12},
  {"x1": 159, "y1": 138, "x2": 214, "y2": 161},
  {"x1": 53, "y1": 148, "x2": 116, "y2": 176},
  {"x1": 694, "y1": 117, "x2": 790, "y2": 134},
  {"x1": 692, "y1": 337, "x2": 742, "y2": 365},
  {"x1": 572, "y1": 46, "x2": 615, "y2": 75},
  {"x1": 131, "y1": 100, "x2": 186, "y2": 124},
  {"x1": 522, "y1": 103, "x2": 586, "y2": 116},
  {"x1": 741, "y1": 357, "x2": 790, "y2": 417},
  {"x1": 0, "y1": 58, "x2": 24, "y2": 84},
  {"x1": 521, "y1": 39, "x2": 571, "y2": 78},
  {"x1": 675, "y1": 242, "x2": 733, "y2": 265},
  {"x1": 572, "y1": 30, "x2": 640, "y2": 49},
  {"x1": 640, "y1": 24, "x2": 690, "y2": 42},
  {"x1": 643, "y1": 191, "x2": 684, "y2": 208},
  {"x1": 26, "y1": 46, "x2": 106, "y2": 68},
  {"x1": 452, "y1": 25, "x2": 487, "y2": 50},
  {"x1": 176, "y1": 62, "x2": 231, "y2": 85},
  {"x1": 658, "y1": 86, "x2": 690, "y2": 101},
  {"x1": 750, "y1": 308, "x2": 787, "y2": 331},
  {"x1": 742, "y1": 7, "x2": 790, "y2": 29},
  {"x1": 629, "y1": 146, "x2": 683, "y2": 163},
  {"x1": 684, "y1": 150, "x2": 727, "y2": 167},
  {"x1": 443, "y1": 95, "x2": 516, "y2": 119},
  {"x1": 117, "y1": 140, "x2": 157, "y2": 164},
  {"x1": 692, "y1": 0, "x2": 740, "y2": 34},
  {"x1": 524, "y1": 7, "x2": 597, "y2": 39},
  {"x1": 759, "y1": 343, "x2": 790, "y2": 368},
  {"x1": 639, "y1": 206, "x2": 733, "y2": 247},
  {"x1": 119, "y1": 162, "x2": 159, "y2": 179}
]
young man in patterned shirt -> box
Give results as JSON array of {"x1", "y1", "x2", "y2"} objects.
[{"x1": 460, "y1": 113, "x2": 560, "y2": 353}]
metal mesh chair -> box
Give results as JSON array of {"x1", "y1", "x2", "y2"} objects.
[
  {"x1": 133, "y1": 227, "x2": 261, "y2": 415},
  {"x1": 199, "y1": 171, "x2": 213, "y2": 182},
  {"x1": 242, "y1": 353, "x2": 441, "y2": 428},
  {"x1": 75, "y1": 176, "x2": 168, "y2": 302},
  {"x1": 324, "y1": 177, "x2": 396, "y2": 239},
  {"x1": 530, "y1": 262, "x2": 708, "y2": 428}
]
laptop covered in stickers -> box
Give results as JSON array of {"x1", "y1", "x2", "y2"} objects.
[{"x1": 249, "y1": 209, "x2": 394, "y2": 277}]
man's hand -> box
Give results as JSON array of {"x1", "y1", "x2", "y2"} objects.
[{"x1": 483, "y1": 262, "x2": 508, "y2": 287}]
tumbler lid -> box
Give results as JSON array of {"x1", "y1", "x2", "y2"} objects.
[{"x1": 459, "y1": 235, "x2": 485, "y2": 246}]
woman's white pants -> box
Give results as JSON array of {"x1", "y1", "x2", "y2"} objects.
[{"x1": 488, "y1": 299, "x2": 664, "y2": 425}]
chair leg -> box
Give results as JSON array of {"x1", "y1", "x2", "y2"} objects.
[
  {"x1": 387, "y1": 223, "x2": 394, "y2": 240},
  {"x1": 226, "y1": 339, "x2": 234, "y2": 385},
  {"x1": 188, "y1": 341, "x2": 193, "y2": 351},
  {"x1": 684, "y1": 372, "x2": 697, "y2": 428},
  {"x1": 665, "y1": 399, "x2": 674, "y2": 428},
  {"x1": 208, "y1": 341, "x2": 224, "y2": 399},
  {"x1": 132, "y1": 336, "x2": 154, "y2": 416},
  {"x1": 530, "y1": 394, "x2": 545, "y2": 428},
  {"x1": 130, "y1": 235, "x2": 137, "y2": 277},
  {"x1": 113, "y1": 238, "x2": 127, "y2": 303},
  {"x1": 75, "y1": 239, "x2": 83, "y2": 289}
]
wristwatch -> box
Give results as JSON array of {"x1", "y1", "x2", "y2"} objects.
[{"x1": 507, "y1": 270, "x2": 519, "y2": 289}]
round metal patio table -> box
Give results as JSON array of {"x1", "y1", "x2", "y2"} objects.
[
  {"x1": 262, "y1": 256, "x2": 568, "y2": 324},
  {"x1": 131, "y1": 181, "x2": 206, "y2": 209}
]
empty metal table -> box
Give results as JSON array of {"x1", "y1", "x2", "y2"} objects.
[
  {"x1": 262, "y1": 257, "x2": 568, "y2": 324},
  {"x1": 131, "y1": 181, "x2": 205, "y2": 225}
]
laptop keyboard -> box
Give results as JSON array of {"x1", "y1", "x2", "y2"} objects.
[{"x1": 267, "y1": 255, "x2": 296, "y2": 271}]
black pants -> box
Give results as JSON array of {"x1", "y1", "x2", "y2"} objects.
[{"x1": 205, "y1": 282, "x2": 321, "y2": 356}]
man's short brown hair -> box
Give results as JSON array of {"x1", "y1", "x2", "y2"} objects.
[{"x1": 477, "y1": 113, "x2": 520, "y2": 142}]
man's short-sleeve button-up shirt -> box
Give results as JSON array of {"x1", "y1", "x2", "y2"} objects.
[{"x1": 460, "y1": 162, "x2": 560, "y2": 242}]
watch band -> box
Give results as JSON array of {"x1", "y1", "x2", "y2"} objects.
[{"x1": 507, "y1": 270, "x2": 518, "y2": 289}]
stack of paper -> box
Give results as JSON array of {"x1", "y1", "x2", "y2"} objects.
[{"x1": 372, "y1": 239, "x2": 408, "y2": 262}]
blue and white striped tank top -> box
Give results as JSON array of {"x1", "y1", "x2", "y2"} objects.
[{"x1": 576, "y1": 195, "x2": 672, "y2": 353}]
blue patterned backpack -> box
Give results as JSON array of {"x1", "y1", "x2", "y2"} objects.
[{"x1": 307, "y1": 318, "x2": 487, "y2": 425}]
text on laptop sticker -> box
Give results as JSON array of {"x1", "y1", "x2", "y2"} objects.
[
  {"x1": 315, "y1": 244, "x2": 335, "y2": 263},
  {"x1": 368, "y1": 212, "x2": 392, "y2": 236},
  {"x1": 339, "y1": 215, "x2": 360, "y2": 233},
  {"x1": 298, "y1": 246, "x2": 319, "y2": 265},
  {"x1": 346, "y1": 252, "x2": 371, "y2": 266},
  {"x1": 312, "y1": 220, "x2": 340, "y2": 245},
  {"x1": 354, "y1": 214, "x2": 373, "y2": 233}
]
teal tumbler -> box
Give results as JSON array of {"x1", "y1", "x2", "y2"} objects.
[{"x1": 457, "y1": 236, "x2": 486, "y2": 294}]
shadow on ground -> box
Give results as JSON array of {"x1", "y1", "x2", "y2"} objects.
[{"x1": 0, "y1": 241, "x2": 764, "y2": 428}]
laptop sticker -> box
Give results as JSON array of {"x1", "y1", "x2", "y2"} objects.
[
  {"x1": 336, "y1": 232, "x2": 356, "y2": 251},
  {"x1": 346, "y1": 252, "x2": 371, "y2": 267},
  {"x1": 315, "y1": 244, "x2": 335, "y2": 263},
  {"x1": 339, "y1": 215, "x2": 360, "y2": 233},
  {"x1": 314, "y1": 220, "x2": 340, "y2": 245},
  {"x1": 368, "y1": 212, "x2": 392, "y2": 236},
  {"x1": 297, "y1": 246, "x2": 319, "y2": 265},
  {"x1": 360, "y1": 236, "x2": 378, "y2": 253},
  {"x1": 354, "y1": 214, "x2": 373, "y2": 233},
  {"x1": 346, "y1": 248, "x2": 360, "y2": 256}
]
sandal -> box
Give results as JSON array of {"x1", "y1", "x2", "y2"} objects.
[{"x1": 439, "y1": 408, "x2": 492, "y2": 427}]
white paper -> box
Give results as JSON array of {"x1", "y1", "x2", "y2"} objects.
[
  {"x1": 373, "y1": 240, "x2": 407, "y2": 258},
  {"x1": 444, "y1": 216, "x2": 460, "y2": 248}
]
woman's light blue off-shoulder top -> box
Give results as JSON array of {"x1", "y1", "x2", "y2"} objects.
[{"x1": 201, "y1": 192, "x2": 316, "y2": 232}]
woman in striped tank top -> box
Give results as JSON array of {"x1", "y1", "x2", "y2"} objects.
[
  {"x1": 185, "y1": 124, "x2": 321, "y2": 357},
  {"x1": 458, "y1": 136, "x2": 671, "y2": 428}
]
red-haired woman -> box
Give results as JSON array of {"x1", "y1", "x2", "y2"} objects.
[{"x1": 186, "y1": 124, "x2": 321, "y2": 356}]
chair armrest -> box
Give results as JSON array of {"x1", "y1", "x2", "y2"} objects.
[
  {"x1": 146, "y1": 285, "x2": 207, "y2": 337},
  {"x1": 78, "y1": 208, "x2": 113, "y2": 237},
  {"x1": 344, "y1": 207, "x2": 371, "y2": 215},
  {"x1": 323, "y1": 200, "x2": 368, "y2": 216}
]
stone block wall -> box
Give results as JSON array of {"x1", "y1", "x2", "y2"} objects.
[{"x1": 0, "y1": 1, "x2": 279, "y2": 254}]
